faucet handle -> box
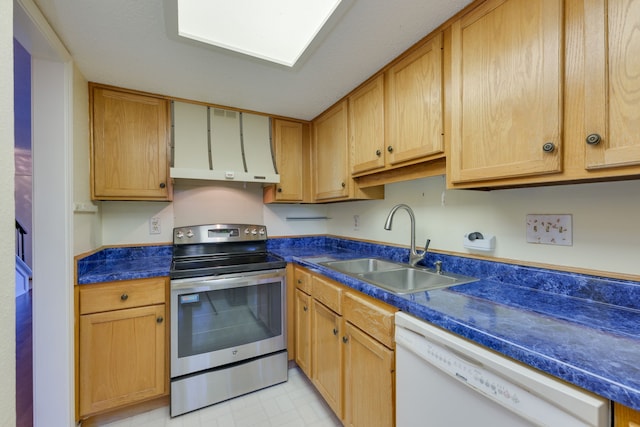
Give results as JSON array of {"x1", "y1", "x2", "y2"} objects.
[
  {"x1": 434, "y1": 260, "x2": 443, "y2": 274},
  {"x1": 423, "y1": 239, "x2": 431, "y2": 253}
]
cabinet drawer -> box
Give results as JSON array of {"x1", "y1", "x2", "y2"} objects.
[
  {"x1": 79, "y1": 277, "x2": 166, "y2": 315},
  {"x1": 312, "y1": 275, "x2": 343, "y2": 315},
  {"x1": 344, "y1": 291, "x2": 397, "y2": 348},
  {"x1": 294, "y1": 267, "x2": 312, "y2": 295}
]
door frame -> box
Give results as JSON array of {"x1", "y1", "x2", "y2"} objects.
[{"x1": 14, "y1": 0, "x2": 75, "y2": 425}]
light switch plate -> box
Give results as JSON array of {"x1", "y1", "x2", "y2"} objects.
[
  {"x1": 526, "y1": 214, "x2": 572, "y2": 246},
  {"x1": 149, "y1": 216, "x2": 161, "y2": 235}
]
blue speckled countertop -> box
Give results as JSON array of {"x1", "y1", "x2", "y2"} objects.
[
  {"x1": 76, "y1": 237, "x2": 640, "y2": 410},
  {"x1": 267, "y1": 236, "x2": 640, "y2": 411},
  {"x1": 76, "y1": 245, "x2": 172, "y2": 284}
]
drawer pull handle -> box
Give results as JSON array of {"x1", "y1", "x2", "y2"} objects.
[
  {"x1": 120, "y1": 293, "x2": 128, "y2": 301},
  {"x1": 333, "y1": 328, "x2": 338, "y2": 336},
  {"x1": 156, "y1": 316, "x2": 164, "y2": 324},
  {"x1": 303, "y1": 306, "x2": 308, "y2": 312},
  {"x1": 342, "y1": 336, "x2": 349, "y2": 344}
]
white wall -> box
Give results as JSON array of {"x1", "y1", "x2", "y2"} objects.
[
  {"x1": 0, "y1": 0, "x2": 16, "y2": 423},
  {"x1": 99, "y1": 173, "x2": 640, "y2": 277},
  {"x1": 326, "y1": 176, "x2": 640, "y2": 276},
  {"x1": 72, "y1": 63, "x2": 102, "y2": 254},
  {"x1": 101, "y1": 180, "x2": 267, "y2": 246}
]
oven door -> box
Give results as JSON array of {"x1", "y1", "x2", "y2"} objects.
[{"x1": 170, "y1": 268, "x2": 286, "y2": 378}]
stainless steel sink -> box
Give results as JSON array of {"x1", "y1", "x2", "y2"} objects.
[
  {"x1": 320, "y1": 257, "x2": 477, "y2": 294},
  {"x1": 320, "y1": 258, "x2": 403, "y2": 274},
  {"x1": 360, "y1": 268, "x2": 477, "y2": 294}
]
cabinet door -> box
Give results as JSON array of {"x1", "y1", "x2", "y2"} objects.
[
  {"x1": 386, "y1": 32, "x2": 444, "y2": 166},
  {"x1": 311, "y1": 300, "x2": 343, "y2": 419},
  {"x1": 79, "y1": 304, "x2": 166, "y2": 416},
  {"x1": 584, "y1": 0, "x2": 640, "y2": 169},
  {"x1": 91, "y1": 85, "x2": 171, "y2": 200},
  {"x1": 313, "y1": 100, "x2": 350, "y2": 201},
  {"x1": 615, "y1": 403, "x2": 640, "y2": 427},
  {"x1": 343, "y1": 322, "x2": 394, "y2": 427},
  {"x1": 350, "y1": 75, "x2": 385, "y2": 175},
  {"x1": 294, "y1": 289, "x2": 312, "y2": 378},
  {"x1": 273, "y1": 119, "x2": 306, "y2": 201},
  {"x1": 449, "y1": 0, "x2": 563, "y2": 184}
]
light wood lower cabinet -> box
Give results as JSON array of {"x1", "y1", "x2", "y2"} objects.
[
  {"x1": 293, "y1": 265, "x2": 397, "y2": 426},
  {"x1": 615, "y1": 403, "x2": 640, "y2": 427},
  {"x1": 294, "y1": 288, "x2": 312, "y2": 377},
  {"x1": 343, "y1": 322, "x2": 394, "y2": 427},
  {"x1": 312, "y1": 299, "x2": 344, "y2": 418},
  {"x1": 77, "y1": 277, "x2": 168, "y2": 419}
]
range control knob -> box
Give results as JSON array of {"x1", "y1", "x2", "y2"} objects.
[
  {"x1": 259, "y1": 228, "x2": 266, "y2": 236},
  {"x1": 244, "y1": 228, "x2": 251, "y2": 235},
  {"x1": 186, "y1": 229, "x2": 194, "y2": 238},
  {"x1": 251, "y1": 228, "x2": 258, "y2": 236},
  {"x1": 176, "y1": 231, "x2": 184, "y2": 239}
]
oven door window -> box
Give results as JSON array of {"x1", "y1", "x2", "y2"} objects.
[{"x1": 177, "y1": 281, "x2": 282, "y2": 357}]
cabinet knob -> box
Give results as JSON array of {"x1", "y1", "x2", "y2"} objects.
[
  {"x1": 333, "y1": 328, "x2": 339, "y2": 336},
  {"x1": 303, "y1": 306, "x2": 308, "y2": 312},
  {"x1": 159, "y1": 182, "x2": 166, "y2": 189},
  {"x1": 120, "y1": 293, "x2": 128, "y2": 301},
  {"x1": 342, "y1": 336, "x2": 349, "y2": 344},
  {"x1": 586, "y1": 133, "x2": 602, "y2": 145},
  {"x1": 341, "y1": 182, "x2": 346, "y2": 188},
  {"x1": 375, "y1": 149, "x2": 381, "y2": 156},
  {"x1": 277, "y1": 187, "x2": 283, "y2": 193},
  {"x1": 297, "y1": 279, "x2": 302, "y2": 284},
  {"x1": 387, "y1": 145, "x2": 393, "y2": 153},
  {"x1": 542, "y1": 142, "x2": 556, "y2": 153},
  {"x1": 156, "y1": 316, "x2": 164, "y2": 324}
]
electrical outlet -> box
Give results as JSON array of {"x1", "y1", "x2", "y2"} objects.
[
  {"x1": 149, "y1": 217, "x2": 161, "y2": 235},
  {"x1": 353, "y1": 215, "x2": 360, "y2": 231},
  {"x1": 526, "y1": 214, "x2": 572, "y2": 246}
]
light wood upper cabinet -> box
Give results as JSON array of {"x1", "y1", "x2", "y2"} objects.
[
  {"x1": 264, "y1": 119, "x2": 310, "y2": 203},
  {"x1": 313, "y1": 100, "x2": 351, "y2": 201},
  {"x1": 90, "y1": 83, "x2": 172, "y2": 201},
  {"x1": 386, "y1": 32, "x2": 445, "y2": 167},
  {"x1": 584, "y1": 0, "x2": 640, "y2": 170},
  {"x1": 313, "y1": 100, "x2": 384, "y2": 202},
  {"x1": 449, "y1": 0, "x2": 563, "y2": 184},
  {"x1": 350, "y1": 75, "x2": 386, "y2": 175}
]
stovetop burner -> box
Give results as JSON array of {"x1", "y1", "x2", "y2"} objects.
[{"x1": 170, "y1": 223, "x2": 286, "y2": 280}]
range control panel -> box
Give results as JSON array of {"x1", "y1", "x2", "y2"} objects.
[{"x1": 173, "y1": 223, "x2": 267, "y2": 244}]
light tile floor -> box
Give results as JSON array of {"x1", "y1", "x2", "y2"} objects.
[{"x1": 98, "y1": 368, "x2": 342, "y2": 427}]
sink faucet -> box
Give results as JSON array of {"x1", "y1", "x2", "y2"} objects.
[{"x1": 383, "y1": 204, "x2": 430, "y2": 267}]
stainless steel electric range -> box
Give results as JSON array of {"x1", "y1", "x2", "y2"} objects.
[{"x1": 169, "y1": 223, "x2": 287, "y2": 417}]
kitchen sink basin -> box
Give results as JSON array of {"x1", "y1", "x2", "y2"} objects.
[
  {"x1": 320, "y1": 258, "x2": 403, "y2": 274},
  {"x1": 320, "y1": 257, "x2": 478, "y2": 294},
  {"x1": 359, "y1": 268, "x2": 477, "y2": 294}
]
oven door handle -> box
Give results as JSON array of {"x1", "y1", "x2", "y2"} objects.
[{"x1": 171, "y1": 269, "x2": 285, "y2": 293}]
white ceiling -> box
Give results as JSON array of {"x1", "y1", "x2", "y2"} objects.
[{"x1": 32, "y1": 0, "x2": 473, "y2": 121}]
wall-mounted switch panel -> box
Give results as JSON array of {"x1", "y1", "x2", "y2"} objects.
[
  {"x1": 149, "y1": 216, "x2": 161, "y2": 235},
  {"x1": 526, "y1": 214, "x2": 572, "y2": 246}
]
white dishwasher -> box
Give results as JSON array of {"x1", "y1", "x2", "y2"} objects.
[{"x1": 395, "y1": 312, "x2": 610, "y2": 427}]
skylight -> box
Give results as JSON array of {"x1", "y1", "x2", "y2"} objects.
[{"x1": 175, "y1": 0, "x2": 344, "y2": 67}]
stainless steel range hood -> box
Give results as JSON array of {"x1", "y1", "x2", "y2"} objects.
[{"x1": 170, "y1": 101, "x2": 280, "y2": 184}]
